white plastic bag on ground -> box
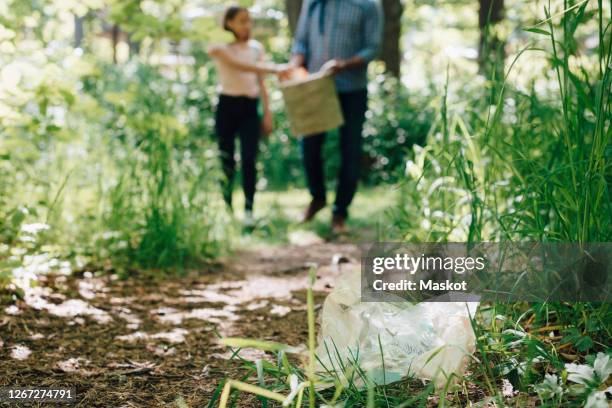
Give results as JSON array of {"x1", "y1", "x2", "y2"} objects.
[{"x1": 315, "y1": 266, "x2": 478, "y2": 388}]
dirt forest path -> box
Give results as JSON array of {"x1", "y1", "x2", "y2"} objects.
[{"x1": 0, "y1": 240, "x2": 363, "y2": 407}]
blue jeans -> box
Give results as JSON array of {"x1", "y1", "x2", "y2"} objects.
[{"x1": 300, "y1": 89, "x2": 368, "y2": 218}]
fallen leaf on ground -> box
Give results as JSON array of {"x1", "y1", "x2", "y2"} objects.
[
  {"x1": 270, "y1": 305, "x2": 292, "y2": 316},
  {"x1": 56, "y1": 357, "x2": 97, "y2": 376},
  {"x1": 10, "y1": 344, "x2": 32, "y2": 360},
  {"x1": 117, "y1": 328, "x2": 189, "y2": 344}
]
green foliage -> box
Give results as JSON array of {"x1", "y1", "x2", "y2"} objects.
[
  {"x1": 392, "y1": 4, "x2": 611, "y2": 243},
  {"x1": 108, "y1": 0, "x2": 186, "y2": 42},
  {"x1": 1, "y1": 18, "x2": 229, "y2": 278},
  {"x1": 386, "y1": 2, "x2": 611, "y2": 406},
  {"x1": 82, "y1": 62, "x2": 228, "y2": 269},
  {"x1": 362, "y1": 75, "x2": 435, "y2": 183}
]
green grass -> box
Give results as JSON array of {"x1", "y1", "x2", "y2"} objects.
[{"x1": 229, "y1": 186, "x2": 397, "y2": 245}]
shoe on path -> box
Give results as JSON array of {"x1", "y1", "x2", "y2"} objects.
[
  {"x1": 301, "y1": 198, "x2": 326, "y2": 223},
  {"x1": 244, "y1": 210, "x2": 256, "y2": 229},
  {"x1": 331, "y1": 213, "x2": 348, "y2": 235}
]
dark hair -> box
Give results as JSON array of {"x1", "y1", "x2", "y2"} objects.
[{"x1": 223, "y1": 6, "x2": 248, "y2": 36}]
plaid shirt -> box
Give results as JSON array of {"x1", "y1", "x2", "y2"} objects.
[{"x1": 291, "y1": 0, "x2": 383, "y2": 92}]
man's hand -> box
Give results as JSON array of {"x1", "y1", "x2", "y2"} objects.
[
  {"x1": 320, "y1": 59, "x2": 348, "y2": 75},
  {"x1": 289, "y1": 54, "x2": 306, "y2": 70}
]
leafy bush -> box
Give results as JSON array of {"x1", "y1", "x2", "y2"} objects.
[
  {"x1": 361, "y1": 74, "x2": 435, "y2": 184},
  {"x1": 82, "y1": 62, "x2": 228, "y2": 269}
]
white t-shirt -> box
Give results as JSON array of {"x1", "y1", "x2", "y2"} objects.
[{"x1": 215, "y1": 39, "x2": 263, "y2": 99}]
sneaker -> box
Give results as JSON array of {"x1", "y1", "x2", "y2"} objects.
[
  {"x1": 244, "y1": 210, "x2": 256, "y2": 228},
  {"x1": 301, "y1": 198, "x2": 326, "y2": 223},
  {"x1": 331, "y1": 213, "x2": 347, "y2": 234}
]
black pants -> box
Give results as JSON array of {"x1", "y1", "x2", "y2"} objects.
[
  {"x1": 300, "y1": 89, "x2": 368, "y2": 218},
  {"x1": 215, "y1": 94, "x2": 261, "y2": 212}
]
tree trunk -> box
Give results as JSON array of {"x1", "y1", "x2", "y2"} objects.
[
  {"x1": 381, "y1": 0, "x2": 403, "y2": 77},
  {"x1": 478, "y1": 0, "x2": 505, "y2": 78},
  {"x1": 128, "y1": 34, "x2": 140, "y2": 59},
  {"x1": 74, "y1": 15, "x2": 84, "y2": 48},
  {"x1": 285, "y1": 0, "x2": 303, "y2": 35},
  {"x1": 111, "y1": 24, "x2": 120, "y2": 64}
]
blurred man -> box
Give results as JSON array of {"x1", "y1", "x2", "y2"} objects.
[{"x1": 288, "y1": 0, "x2": 383, "y2": 233}]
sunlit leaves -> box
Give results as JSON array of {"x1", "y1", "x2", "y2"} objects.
[{"x1": 109, "y1": 0, "x2": 187, "y2": 42}]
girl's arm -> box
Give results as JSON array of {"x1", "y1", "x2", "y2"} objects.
[
  {"x1": 208, "y1": 45, "x2": 284, "y2": 75},
  {"x1": 259, "y1": 74, "x2": 273, "y2": 136}
]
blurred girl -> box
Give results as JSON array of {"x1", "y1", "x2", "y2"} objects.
[{"x1": 208, "y1": 6, "x2": 286, "y2": 226}]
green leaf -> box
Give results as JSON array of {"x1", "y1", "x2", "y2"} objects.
[
  {"x1": 59, "y1": 89, "x2": 75, "y2": 106},
  {"x1": 46, "y1": 124, "x2": 61, "y2": 133},
  {"x1": 562, "y1": 328, "x2": 594, "y2": 352},
  {"x1": 524, "y1": 27, "x2": 551, "y2": 36},
  {"x1": 10, "y1": 208, "x2": 26, "y2": 228}
]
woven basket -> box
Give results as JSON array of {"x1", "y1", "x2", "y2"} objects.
[{"x1": 280, "y1": 72, "x2": 344, "y2": 137}]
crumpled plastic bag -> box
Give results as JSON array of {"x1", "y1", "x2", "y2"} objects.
[{"x1": 315, "y1": 267, "x2": 478, "y2": 388}]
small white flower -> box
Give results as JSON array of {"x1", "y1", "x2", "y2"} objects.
[
  {"x1": 20, "y1": 223, "x2": 50, "y2": 235},
  {"x1": 503, "y1": 329, "x2": 527, "y2": 338},
  {"x1": 289, "y1": 374, "x2": 298, "y2": 391},
  {"x1": 535, "y1": 373, "x2": 563, "y2": 400},
  {"x1": 501, "y1": 378, "x2": 514, "y2": 397},
  {"x1": 584, "y1": 387, "x2": 612, "y2": 408},
  {"x1": 566, "y1": 363, "x2": 596, "y2": 385},
  {"x1": 282, "y1": 374, "x2": 305, "y2": 407},
  {"x1": 593, "y1": 353, "x2": 612, "y2": 382},
  {"x1": 420, "y1": 219, "x2": 431, "y2": 230},
  {"x1": 405, "y1": 160, "x2": 421, "y2": 179}
]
